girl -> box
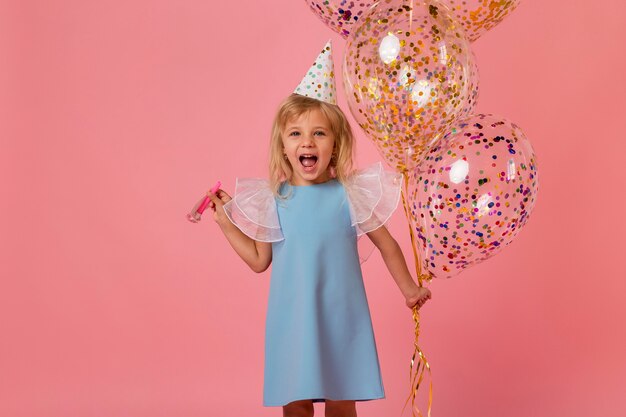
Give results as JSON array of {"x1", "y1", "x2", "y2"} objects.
[{"x1": 204, "y1": 44, "x2": 431, "y2": 417}]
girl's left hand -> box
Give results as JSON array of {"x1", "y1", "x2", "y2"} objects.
[{"x1": 405, "y1": 287, "x2": 432, "y2": 310}]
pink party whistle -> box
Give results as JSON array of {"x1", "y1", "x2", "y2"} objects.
[{"x1": 187, "y1": 181, "x2": 222, "y2": 223}]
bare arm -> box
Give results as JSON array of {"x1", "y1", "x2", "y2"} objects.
[
  {"x1": 366, "y1": 225, "x2": 431, "y2": 309},
  {"x1": 206, "y1": 190, "x2": 272, "y2": 273}
]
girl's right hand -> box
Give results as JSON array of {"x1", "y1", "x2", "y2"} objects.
[{"x1": 206, "y1": 188, "x2": 232, "y2": 227}]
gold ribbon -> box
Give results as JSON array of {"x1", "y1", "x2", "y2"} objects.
[{"x1": 400, "y1": 172, "x2": 433, "y2": 417}]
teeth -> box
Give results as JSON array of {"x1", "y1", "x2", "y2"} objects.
[{"x1": 299, "y1": 154, "x2": 318, "y2": 167}]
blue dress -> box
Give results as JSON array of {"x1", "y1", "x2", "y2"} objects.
[{"x1": 222, "y1": 163, "x2": 402, "y2": 407}]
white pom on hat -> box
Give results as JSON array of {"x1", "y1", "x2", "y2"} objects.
[{"x1": 293, "y1": 40, "x2": 337, "y2": 105}]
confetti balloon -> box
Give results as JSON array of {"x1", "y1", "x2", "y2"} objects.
[
  {"x1": 343, "y1": 0, "x2": 479, "y2": 172},
  {"x1": 407, "y1": 114, "x2": 539, "y2": 278},
  {"x1": 304, "y1": 1, "x2": 377, "y2": 38},
  {"x1": 443, "y1": 0, "x2": 521, "y2": 42}
]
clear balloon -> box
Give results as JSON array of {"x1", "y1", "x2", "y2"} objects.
[
  {"x1": 304, "y1": 1, "x2": 377, "y2": 39},
  {"x1": 443, "y1": 0, "x2": 521, "y2": 42},
  {"x1": 407, "y1": 114, "x2": 539, "y2": 278},
  {"x1": 343, "y1": 0, "x2": 479, "y2": 173}
]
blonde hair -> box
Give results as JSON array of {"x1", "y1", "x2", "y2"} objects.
[{"x1": 269, "y1": 94, "x2": 355, "y2": 198}]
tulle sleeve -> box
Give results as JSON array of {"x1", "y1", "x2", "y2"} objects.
[
  {"x1": 345, "y1": 162, "x2": 403, "y2": 236},
  {"x1": 222, "y1": 178, "x2": 284, "y2": 242}
]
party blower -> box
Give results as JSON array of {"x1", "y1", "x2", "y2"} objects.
[{"x1": 187, "y1": 181, "x2": 221, "y2": 223}]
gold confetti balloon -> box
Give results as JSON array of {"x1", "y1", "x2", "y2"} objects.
[
  {"x1": 407, "y1": 114, "x2": 539, "y2": 278},
  {"x1": 343, "y1": 0, "x2": 480, "y2": 173},
  {"x1": 444, "y1": 0, "x2": 521, "y2": 42}
]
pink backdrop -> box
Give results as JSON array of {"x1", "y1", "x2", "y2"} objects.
[{"x1": 1, "y1": 1, "x2": 625, "y2": 416}]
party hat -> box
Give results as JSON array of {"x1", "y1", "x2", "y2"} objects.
[{"x1": 294, "y1": 40, "x2": 337, "y2": 105}]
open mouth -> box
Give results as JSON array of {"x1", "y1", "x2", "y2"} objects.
[{"x1": 299, "y1": 154, "x2": 318, "y2": 168}]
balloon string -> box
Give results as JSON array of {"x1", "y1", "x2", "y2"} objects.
[
  {"x1": 400, "y1": 173, "x2": 431, "y2": 286},
  {"x1": 400, "y1": 172, "x2": 433, "y2": 417}
]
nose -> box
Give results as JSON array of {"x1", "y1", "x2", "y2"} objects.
[{"x1": 301, "y1": 133, "x2": 315, "y2": 147}]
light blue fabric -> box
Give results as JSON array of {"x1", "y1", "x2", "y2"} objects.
[{"x1": 263, "y1": 179, "x2": 385, "y2": 407}]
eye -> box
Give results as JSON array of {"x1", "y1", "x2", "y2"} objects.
[
  {"x1": 314, "y1": 130, "x2": 326, "y2": 136},
  {"x1": 288, "y1": 131, "x2": 300, "y2": 137}
]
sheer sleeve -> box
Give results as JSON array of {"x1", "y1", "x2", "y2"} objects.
[
  {"x1": 222, "y1": 178, "x2": 284, "y2": 242},
  {"x1": 345, "y1": 162, "x2": 403, "y2": 236}
]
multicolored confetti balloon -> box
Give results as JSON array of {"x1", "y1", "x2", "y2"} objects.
[
  {"x1": 304, "y1": 1, "x2": 377, "y2": 38},
  {"x1": 443, "y1": 0, "x2": 521, "y2": 42},
  {"x1": 407, "y1": 114, "x2": 539, "y2": 278},
  {"x1": 343, "y1": 0, "x2": 479, "y2": 173}
]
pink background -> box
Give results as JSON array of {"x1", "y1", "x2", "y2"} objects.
[{"x1": 1, "y1": 1, "x2": 625, "y2": 416}]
